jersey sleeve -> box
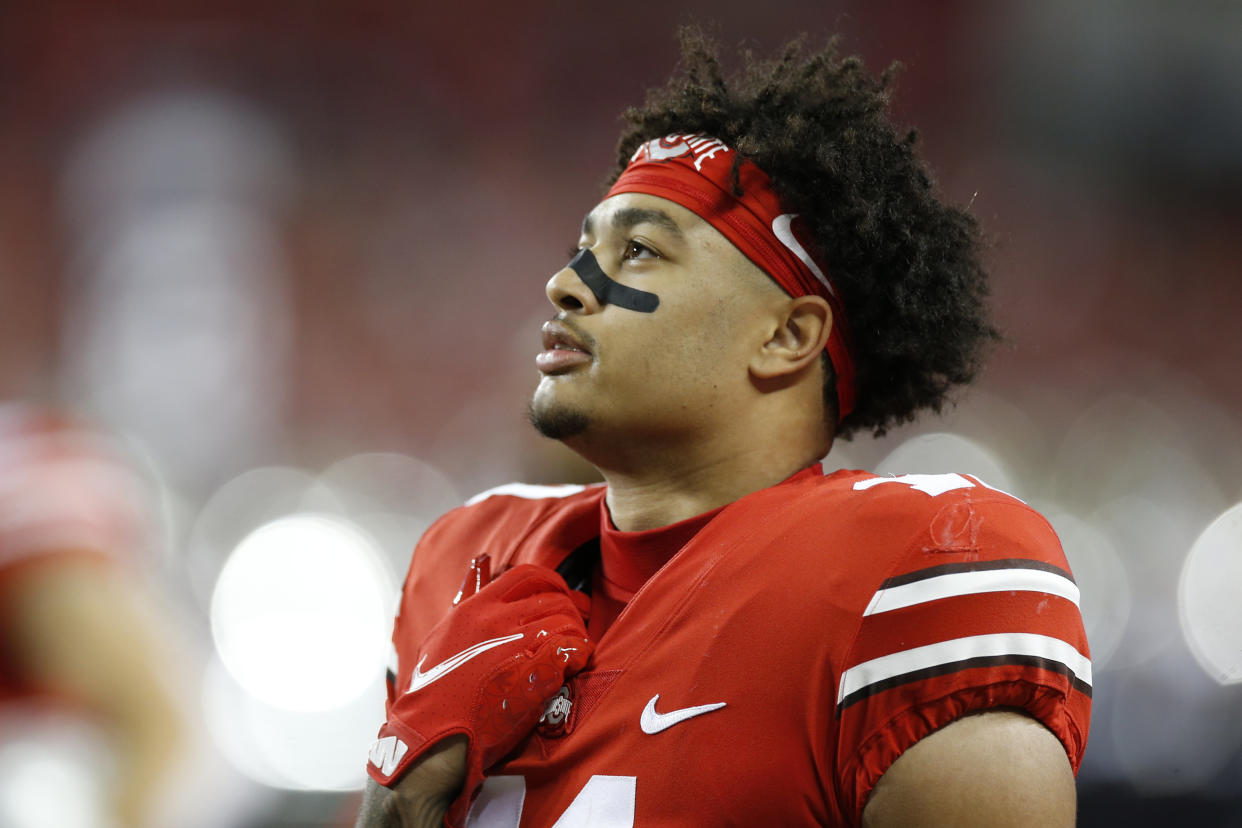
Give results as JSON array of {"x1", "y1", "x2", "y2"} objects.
[
  {"x1": 834, "y1": 481, "x2": 1091, "y2": 823},
  {"x1": 383, "y1": 507, "x2": 477, "y2": 711}
]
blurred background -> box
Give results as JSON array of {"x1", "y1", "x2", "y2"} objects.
[{"x1": 0, "y1": 0, "x2": 1239, "y2": 825}]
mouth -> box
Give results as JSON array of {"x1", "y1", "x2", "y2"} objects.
[
  {"x1": 536, "y1": 320, "x2": 593, "y2": 374},
  {"x1": 541, "y1": 321, "x2": 591, "y2": 355}
]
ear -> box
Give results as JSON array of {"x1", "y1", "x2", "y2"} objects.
[{"x1": 749, "y1": 295, "x2": 832, "y2": 380}]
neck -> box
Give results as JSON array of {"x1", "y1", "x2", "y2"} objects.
[
  {"x1": 571, "y1": 412, "x2": 830, "y2": 532},
  {"x1": 601, "y1": 457, "x2": 806, "y2": 532}
]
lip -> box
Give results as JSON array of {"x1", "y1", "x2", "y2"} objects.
[{"x1": 537, "y1": 321, "x2": 593, "y2": 374}]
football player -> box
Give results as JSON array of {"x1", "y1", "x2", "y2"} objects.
[
  {"x1": 359, "y1": 28, "x2": 1089, "y2": 827},
  {"x1": 0, "y1": 405, "x2": 183, "y2": 827}
]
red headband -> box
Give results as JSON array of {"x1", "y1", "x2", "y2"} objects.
[{"x1": 607, "y1": 133, "x2": 856, "y2": 420}]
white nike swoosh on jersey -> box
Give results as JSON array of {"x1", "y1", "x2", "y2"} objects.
[
  {"x1": 407, "y1": 632, "x2": 524, "y2": 693},
  {"x1": 640, "y1": 694, "x2": 727, "y2": 735}
]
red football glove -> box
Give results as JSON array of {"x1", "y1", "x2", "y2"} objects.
[{"x1": 367, "y1": 559, "x2": 593, "y2": 825}]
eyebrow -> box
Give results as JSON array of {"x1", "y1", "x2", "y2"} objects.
[{"x1": 581, "y1": 206, "x2": 684, "y2": 240}]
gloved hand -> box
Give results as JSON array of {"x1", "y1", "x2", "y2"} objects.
[{"x1": 367, "y1": 558, "x2": 593, "y2": 825}]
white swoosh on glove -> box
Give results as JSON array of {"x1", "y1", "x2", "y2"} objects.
[{"x1": 406, "y1": 632, "x2": 524, "y2": 693}]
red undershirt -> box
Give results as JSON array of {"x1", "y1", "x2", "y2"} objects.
[
  {"x1": 587, "y1": 501, "x2": 725, "y2": 640},
  {"x1": 585, "y1": 467, "x2": 824, "y2": 639}
]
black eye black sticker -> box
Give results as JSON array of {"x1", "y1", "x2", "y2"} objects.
[{"x1": 568, "y1": 248, "x2": 660, "y2": 313}]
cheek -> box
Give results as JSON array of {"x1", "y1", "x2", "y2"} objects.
[
  {"x1": 655, "y1": 301, "x2": 752, "y2": 386},
  {"x1": 594, "y1": 317, "x2": 686, "y2": 392},
  {"x1": 600, "y1": 284, "x2": 755, "y2": 391},
  {"x1": 691, "y1": 293, "x2": 759, "y2": 360}
]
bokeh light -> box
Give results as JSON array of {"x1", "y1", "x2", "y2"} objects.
[
  {"x1": 1179, "y1": 501, "x2": 1242, "y2": 685},
  {"x1": 0, "y1": 716, "x2": 111, "y2": 828},
  {"x1": 202, "y1": 655, "x2": 387, "y2": 792},
  {"x1": 186, "y1": 467, "x2": 332, "y2": 609},
  {"x1": 210, "y1": 513, "x2": 393, "y2": 712}
]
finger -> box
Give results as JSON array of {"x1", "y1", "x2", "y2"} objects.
[
  {"x1": 567, "y1": 587, "x2": 591, "y2": 619},
  {"x1": 490, "y1": 564, "x2": 574, "y2": 602},
  {"x1": 529, "y1": 631, "x2": 593, "y2": 675},
  {"x1": 551, "y1": 634, "x2": 593, "y2": 673}
]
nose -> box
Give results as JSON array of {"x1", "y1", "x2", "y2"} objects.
[{"x1": 545, "y1": 263, "x2": 602, "y2": 314}]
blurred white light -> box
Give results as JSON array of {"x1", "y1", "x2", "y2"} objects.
[
  {"x1": 0, "y1": 755, "x2": 103, "y2": 828},
  {"x1": 210, "y1": 513, "x2": 393, "y2": 712},
  {"x1": 874, "y1": 431, "x2": 1015, "y2": 493},
  {"x1": 202, "y1": 656, "x2": 386, "y2": 792},
  {"x1": 1178, "y1": 501, "x2": 1242, "y2": 685},
  {"x1": 1043, "y1": 511, "x2": 1131, "y2": 669},
  {"x1": 0, "y1": 718, "x2": 111, "y2": 828}
]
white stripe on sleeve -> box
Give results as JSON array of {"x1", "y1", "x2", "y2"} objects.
[
  {"x1": 864, "y1": 567, "x2": 1080, "y2": 615},
  {"x1": 837, "y1": 632, "x2": 1092, "y2": 705}
]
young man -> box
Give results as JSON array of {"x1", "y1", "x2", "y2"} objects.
[{"x1": 359, "y1": 30, "x2": 1090, "y2": 827}]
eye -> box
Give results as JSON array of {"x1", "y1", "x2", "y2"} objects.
[{"x1": 622, "y1": 239, "x2": 658, "y2": 260}]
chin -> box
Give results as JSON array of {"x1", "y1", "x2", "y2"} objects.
[{"x1": 526, "y1": 397, "x2": 590, "y2": 441}]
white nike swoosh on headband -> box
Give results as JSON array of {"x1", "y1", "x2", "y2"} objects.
[
  {"x1": 772, "y1": 213, "x2": 834, "y2": 295},
  {"x1": 407, "y1": 633, "x2": 524, "y2": 694},
  {"x1": 640, "y1": 694, "x2": 727, "y2": 734}
]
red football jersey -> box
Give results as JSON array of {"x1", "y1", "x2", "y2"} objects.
[{"x1": 384, "y1": 465, "x2": 1091, "y2": 826}]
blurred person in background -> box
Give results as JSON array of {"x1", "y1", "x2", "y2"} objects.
[
  {"x1": 358, "y1": 29, "x2": 1090, "y2": 827},
  {"x1": 0, "y1": 403, "x2": 183, "y2": 828}
]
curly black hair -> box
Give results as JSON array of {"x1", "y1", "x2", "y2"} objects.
[{"x1": 610, "y1": 28, "x2": 1000, "y2": 439}]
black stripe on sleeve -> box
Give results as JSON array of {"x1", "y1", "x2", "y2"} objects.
[{"x1": 879, "y1": 558, "x2": 1075, "y2": 591}]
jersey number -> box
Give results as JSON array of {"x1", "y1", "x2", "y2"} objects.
[{"x1": 467, "y1": 774, "x2": 636, "y2": 827}]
